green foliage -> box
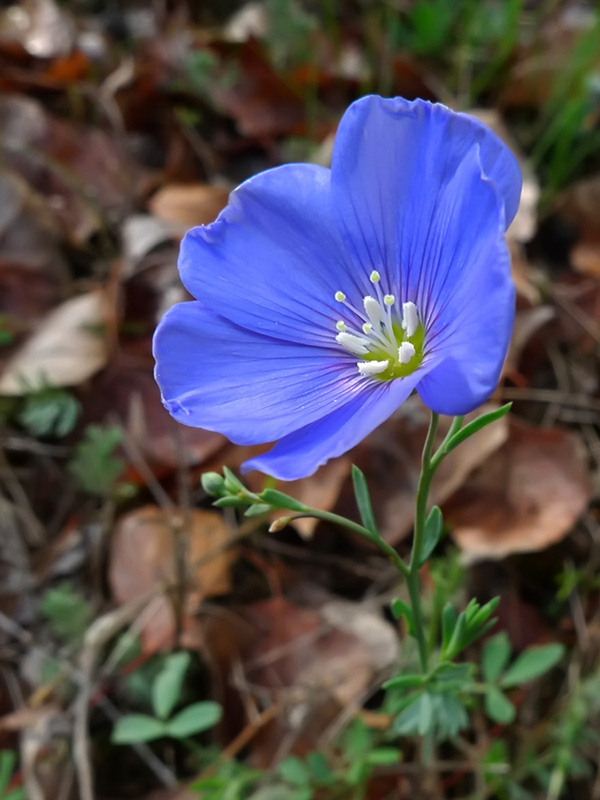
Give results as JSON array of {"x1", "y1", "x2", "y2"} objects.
[
  {"x1": 17, "y1": 386, "x2": 80, "y2": 438},
  {"x1": 351, "y1": 465, "x2": 378, "y2": 537},
  {"x1": 68, "y1": 424, "x2": 125, "y2": 497},
  {"x1": 0, "y1": 752, "x2": 24, "y2": 800},
  {"x1": 112, "y1": 651, "x2": 222, "y2": 745},
  {"x1": 41, "y1": 581, "x2": 93, "y2": 644}
]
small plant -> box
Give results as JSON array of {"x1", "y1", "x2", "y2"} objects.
[
  {"x1": 68, "y1": 424, "x2": 126, "y2": 497},
  {"x1": 41, "y1": 581, "x2": 94, "y2": 644},
  {"x1": 17, "y1": 385, "x2": 80, "y2": 438},
  {"x1": 112, "y1": 651, "x2": 222, "y2": 745}
]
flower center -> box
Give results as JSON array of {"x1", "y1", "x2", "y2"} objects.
[{"x1": 333, "y1": 271, "x2": 424, "y2": 381}]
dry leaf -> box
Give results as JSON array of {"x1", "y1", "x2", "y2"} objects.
[
  {"x1": 447, "y1": 418, "x2": 591, "y2": 560},
  {"x1": 148, "y1": 183, "x2": 231, "y2": 234},
  {"x1": 109, "y1": 506, "x2": 235, "y2": 652},
  {"x1": 0, "y1": 291, "x2": 110, "y2": 395}
]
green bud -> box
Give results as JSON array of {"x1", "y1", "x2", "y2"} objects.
[{"x1": 201, "y1": 472, "x2": 227, "y2": 497}]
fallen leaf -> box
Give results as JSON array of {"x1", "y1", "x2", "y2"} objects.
[
  {"x1": 446, "y1": 418, "x2": 591, "y2": 560},
  {"x1": 148, "y1": 183, "x2": 231, "y2": 234},
  {"x1": 0, "y1": 291, "x2": 110, "y2": 395},
  {"x1": 109, "y1": 506, "x2": 236, "y2": 653}
]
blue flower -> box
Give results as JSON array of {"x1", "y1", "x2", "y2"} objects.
[{"x1": 153, "y1": 95, "x2": 521, "y2": 480}]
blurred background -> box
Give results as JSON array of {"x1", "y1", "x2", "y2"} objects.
[{"x1": 1, "y1": 1, "x2": 600, "y2": 799}]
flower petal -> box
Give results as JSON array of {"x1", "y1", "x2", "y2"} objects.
[
  {"x1": 178, "y1": 164, "x2": 363, "y2": 347},
  {"x1": 242, "y1": 371, "x2": 424, "y2": 480},
  {"x1": 330, "y1": 95, "x2": 521, "y2": 294},
  {"x1": 414, "y1": 149, "x2": 515, "y2": 414},
  {"x1": 153, "y1": 301, "x2": 365, "y2": 444}
]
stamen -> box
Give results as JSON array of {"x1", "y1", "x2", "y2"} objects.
[
  {"x1": 335, "y1": 291, "x2": 346, "y2": 302},
  {"x1": 363, "y1": 296, "x2": 385, "y2": 328},
  {"x1": 384, "y1": 294, "x2": 395, "y2": 306},
  {"x1": 336, "y1": 331, "x2": 369, "y2": 356},
  {"x1": 402, "y1": 301, "x2": 418, "y2": 337},
  {"x1": 370, "y1": 270, "x2": 381, "y2": 283},
  {"x1": 357, "y1": 360, "x2": 389, "y2": 377},
  {"x1": 398, "y1": 341, "x2": 416, "y2": 364},
  {"x1": 362, "y1": 323, "x2": 372, "y2": 335},
  {"x1": 336, "y1": 321, "x2": 347, "y2": 332}
]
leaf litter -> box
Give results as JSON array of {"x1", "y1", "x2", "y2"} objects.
[{"x1": 0, "y1": 2, "x2": 600, "y2": 799}]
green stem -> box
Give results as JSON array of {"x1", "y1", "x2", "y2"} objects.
[
  {"x1": 294, "y1": 509, "x2": 409, "y2": 578},
  {"x1": 407, "y1": 412, "x2": 440, "y2": 673}
]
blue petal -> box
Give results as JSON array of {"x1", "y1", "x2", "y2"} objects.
[
  {"x1": 330, "y1": 95, "x2": 521, "y2": 294},
  {"x1": 242, "y1": 371, "x2": 424, "y2": 480},
  {"x1": 153, "y1": 301, "x2": 366, "y2": 444},
  {"x1": 414, "y1": 148, "x2": 514, "y2": 414},
  {"x1": 178, "y1": 164, "x2": 364, "y2": 347}
]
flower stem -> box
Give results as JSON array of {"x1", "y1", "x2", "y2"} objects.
[
  {"x1": 292, "y1": 509, "x2": 410, "y2": 578},
  {"x1": 407, "y1": 412, "x2": 440, "y2": 674}
]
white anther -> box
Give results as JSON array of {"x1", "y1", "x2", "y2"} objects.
[
  {"x1": 398, "y1": 341, "x2": 416, "y2": 364},
  {"x1": 362, "y1": 322, "x2": 372, "y2": 334},
  {"x1": 363, "y1": 295, "x2": 385, "y2": 328},
  {"x1": 336, "y1": 321, "x2": 347, "y2": 332},
  {"x1": 336, "y1": 331, "x2": 369, "y2": 356},
  {"x1": 335, "y1": 291, "x2": 346, "y2": 302},
  {"x1": 384, "y1": 294, "x2": 395, "y2": 306},
  {"x1": 402, "y1": 301, "x2": 418, "y2": 337},
  {"x1": 370, "y1": 270, "x2": 381, "y2": 283},
  {"x1": 357, "y1": 360, "x2": 389, "y2": 377}
]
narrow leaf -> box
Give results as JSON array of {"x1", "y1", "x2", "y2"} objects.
[
  {"x1": 351, "y1": 465, "x2": 379, "y2": 536},
  {"x1": 222, "y1": 466, "x2": 244, "y2": 492},
  {"x1": 444, "y1": 609, "x2": 467, "y2": 660},
  {"x1": 482, "y1": 632, "x2": 512, "y2": 683},
  {"x1": 166, "y1": 701, "x2": 222, "y2": 738},
  {"x1": 383, "y1": 673, "x2": 424, "y2": 690},
  {"x1": 441, "y1": 603, "x2": 457, "y2": 653},
  {"x1": 444, "y1": 403, "x2": 512, "y2": 454},
  {"x1": 390, "y1": 597, "x2": 414, "y2": 635},
  {"x1": 259, "y1": 490, "x2": 307, "y2": 512},
  {"x1": 484, "y1": 687, "x2": 516, "y2": 724},
  {"x1": 419, "y1": 506, "x2": 443, "y2": 566},
  {"x1": 500, "y1": 644, "x2": 565, "y2": 688},
  {"x1": 244, "y1": 503, "x2": 272, "y2": 517}
]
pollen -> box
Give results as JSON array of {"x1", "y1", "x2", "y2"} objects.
[
  {"x1": 370, "y1": 270, "x2": 381, "y2": 283},
  {"x1": 332, "y1": 284, "x2": 424, "y2": 381}
]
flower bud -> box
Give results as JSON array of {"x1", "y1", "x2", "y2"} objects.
[{"x1": 201, "y1": 471, "x2": 227, "y2": 497}]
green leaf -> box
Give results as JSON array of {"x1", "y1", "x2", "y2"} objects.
[
  {"x1": 365, "y1": 747, "x2": 402, "y2": 766},
  {"x1": 484, "y1": 687, "x2": 516, "y2": 724},
  {"x1": 394, "y1": 692, "x2": 433, "y2": 736},
  {"x1": 383, "y1": 673, "x2": 424, "y2": 691},
  {"x1": 278, "y1": 756, "x2": 310, "y2": 786},
  {"x1": 259, "y1": 489, "x2": 307, "y2": 512},
  {"x1": 152, "y1": 651, "x2": 190, "y2": 720},
  {"x1": 307, "y1": 752, "x2": 333, "y2": 785},
  {"x1": 68, "y1": 424, "x2": 124, "y2": 497},
  {"x1": 441, "y1": 603, "x2": 458, "y2": 653},
  {"x1": 165, "y1": 701, "x2": 222, "y2": 738},
  {"x1": 390, "y1": 598, "x2": 414, "y2": 634},
  {"x1": 351, "y1": 465, "x2": 378, "y2": 537},
  {"x1": 444, "y1": 403, "x2": 512, "y2": 454},
  {"x1": 244, "y1": 503, "x2": 272, "y2": 517},
  {"x1": 213, "y1": 495, "x2": 249, "y2": 508},
  {"x1": 112, "y1": 714, "x2": 166, "y2": 743},
  {"x1": 419, "y1": 506, "x2": 443, "y2": 566},
  {"x1": 482, "y1": 632, "x2": 512, "y2": 683},
  {"x1": 223, "y1": 467, "x2": 245, "y2": 492},
  {"x1": 500, "y1": 644, "x2": 565, "y2": 688},
  {"x1": 443, "y1": 609, "x2": 467, "y2": 660}
]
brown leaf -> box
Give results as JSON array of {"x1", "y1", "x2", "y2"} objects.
[
  {"x1": 0, "y1": 291, "x2": 110, "y2": 395},
  {"x1": 109, "y1": 506, "x2": 235, "y2": 652},
  {"x1": 148, "y1": 183, "x2": 231, "y2": 234},
  {"x1": 446, "y1": 418, "x2": 591, "y2": 560}
]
